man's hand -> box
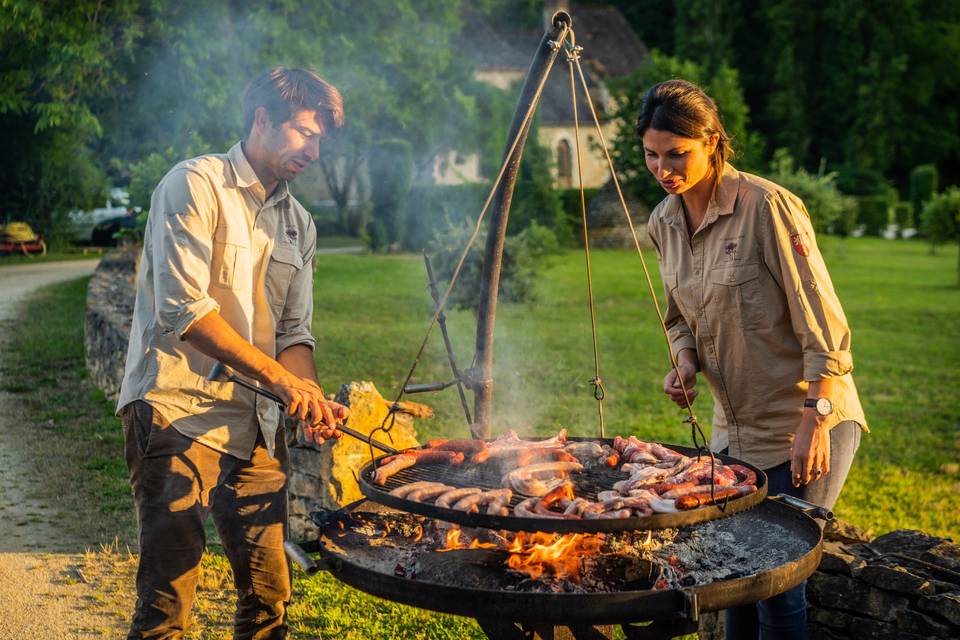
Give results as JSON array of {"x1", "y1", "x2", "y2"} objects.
[
  {"x1": 664, "y1": 362, "x2": 698, "y2": 407},
  {"x1": 790, "y1": 411, "x2": 831, "y2": 486},
  {"x1": 266, "y1": 373, "x2": 347, "y2": 425},
  {"x1": 302, "y1": 400, "x2": 350, "y2": 446}
]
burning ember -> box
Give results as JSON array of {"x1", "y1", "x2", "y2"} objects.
[
  {"x1": 505, "y1": 532, "x2": 603, "y2": 581},
  {"x1": 437, "y1": 526, "x2": 655, "y2": 583}
]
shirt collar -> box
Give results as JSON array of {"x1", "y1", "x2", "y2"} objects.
[
  {"x1": 227, "y1": 142, "x2": 260, "y2": 189},
  {"x1": 662, "y1": 163, "x2": 741, "y2": 228},
  {"x1": 227, "y1": 141, "x2": 291, "y2": 204}
]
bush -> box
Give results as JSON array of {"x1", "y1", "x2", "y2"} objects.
[
  {"x1": 403, "y1": 184, "x2": 490, "y2": 252},
  {"x1": 856, "y1": 195, "x2": 893, "y2": 237},
  {"x1": 894, "y1": 202, "x2": 912, "y2": 236},
  {"x1": 922, "y1": 187, "x2": 960, "y2": 245},
  {"x1": 833, "y1": 165, "x2": 890, "y2": 197},
  {"x1": 507, "y1": 118, "x2": 571, "y2": 244},
  {"x1": 368, "y1": 138, "x2": 413, "y2": 251},
  {"x1": 766, "y1": 149, "x2": 847, "y2": 232},
  {"x1": 921, "y1": 187, "x2": 960, "y2": 284},
  {"x1": 559, "y1": 187, "x2": 600, "y2": 239},
  {"x1": 910, "y1": 164, "x2": 939, "y2": 230},
  {"x1": 426, "y1": 218, "x2": 559, "y2": 313}
]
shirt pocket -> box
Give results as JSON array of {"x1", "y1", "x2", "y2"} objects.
[
  {"x1": 708, "y1": 262, "x2": 763, "y2": 331},
  {"x1": 265, "y1": 243, "x2": 304, "y2": 316},
  {"x1": 211, "y1": 226, "x2": 249, "y2": 289}
]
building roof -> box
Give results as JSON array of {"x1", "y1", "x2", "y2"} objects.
[{"x1": 463, "y1": 4, "x2": 647, "y2": 125}]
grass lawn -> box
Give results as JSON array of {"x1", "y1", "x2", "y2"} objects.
[
  {"x1": 309, "y1": 237, "x2": 960, "y2": 540},
  {"x1": 2, "y1": 236, "x2": 956, "y2": 638}
]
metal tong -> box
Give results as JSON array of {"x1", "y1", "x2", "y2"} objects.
[{"x1": 207, "y1": 361, "x2": 399, "y2": 455}]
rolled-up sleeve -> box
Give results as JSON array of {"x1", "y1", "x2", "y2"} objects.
[
  {"x1": 275, "y1": 220, "x2": 317, "y2": 354},
  {"x1": 761, "y1": 192, "x2": 853, "y2": 380},
  {"x1": 150, "y1": 169, "x2": 220, "y2": 338}
]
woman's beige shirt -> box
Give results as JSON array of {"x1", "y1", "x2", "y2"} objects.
[{"x1": 648, "y1": 165, "x2": 867, "y2": 469}]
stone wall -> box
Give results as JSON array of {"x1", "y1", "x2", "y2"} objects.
[
  {"x1": 697, "y1": 521, "x2": 960, "y2": 639},
  {"x1": 84, "y1": 245, "x2": 138, "y2": 402}
]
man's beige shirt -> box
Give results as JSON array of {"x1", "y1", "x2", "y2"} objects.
[
  {"x1": 648, "y1": 164, "x2": 867, "y2": 469},
  {"x1": 117, "y1": 142, "x2": 317, "y2": 459}
]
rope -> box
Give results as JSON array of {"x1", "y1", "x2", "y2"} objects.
[
  {"x1": 566, "y1": 39, "x2": 605, "y2": 439},
  {"x1": 567, "y1": 42, "x2": 722, "y2": 506},
  {"x1": 368, "y1": 23, "x2": 573, "y2": 467}
]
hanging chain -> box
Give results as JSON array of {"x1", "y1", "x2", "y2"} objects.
[
  {"x1": 367, "y1": 23, "x2": 573, "y2": 470},
  {"x1": 566, "y1": 37, "x2": 605, "y2": 439},
  {"x1": 566, "y1": 41, "x2": 724, "y2": 508}
]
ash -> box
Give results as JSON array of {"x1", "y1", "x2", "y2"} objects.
[{"x1": 651, "y1": 520, "x2": 795, "y2": 589}]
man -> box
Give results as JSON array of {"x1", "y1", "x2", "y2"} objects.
[{"x1": 117, "y1": 66, "x2": 348, "y2": 639}]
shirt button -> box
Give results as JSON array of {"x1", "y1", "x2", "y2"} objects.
[{"x1": 177, "y1": 236, "x2": 187, "y2": 246}]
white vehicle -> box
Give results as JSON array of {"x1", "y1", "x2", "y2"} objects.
[{"x1": 69, "y1": 188, "x2": 134, "y2": 243}]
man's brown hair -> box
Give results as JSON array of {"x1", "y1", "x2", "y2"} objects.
[{"x1": 242, "y1": 66, "x2": 344, "y2": 138}]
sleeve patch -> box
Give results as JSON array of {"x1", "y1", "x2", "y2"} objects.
[{"x1": 790, "y1": 232, "x2": 810, "y2": 257}]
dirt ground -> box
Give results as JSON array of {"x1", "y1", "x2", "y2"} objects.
[{"x1": 0, "y1": 259, "x2": 130, "y2": 639}]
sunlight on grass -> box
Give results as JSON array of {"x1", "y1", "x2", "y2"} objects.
[{"x1": 3, "y1": 236, "x2": 956, "y2": 638}]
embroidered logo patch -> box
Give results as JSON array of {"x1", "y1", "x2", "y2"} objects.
[
  {"x1": 790, "y1": 232, "x2": 810, "y2": 257},
  {"x1": 724, "y1": 241, "x2": 738, "y2": 258},
  {"x1": 285, "y1": 227, "x2": 298, "y2": 242}
]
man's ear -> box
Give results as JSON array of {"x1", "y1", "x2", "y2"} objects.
[{"x1": 253, "y1": 106, "x2": 272, "y2": 135}]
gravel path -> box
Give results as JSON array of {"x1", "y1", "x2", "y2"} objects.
[{"x1": 0, "y1": 259, "x2": 128, "y2": 638}]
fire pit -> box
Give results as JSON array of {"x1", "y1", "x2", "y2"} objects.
[{"x1": 305, "y1": 496, "x2": 824, "y2": 639}]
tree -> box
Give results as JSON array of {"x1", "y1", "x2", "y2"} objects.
[
  {"x1": 910, "y1": 164, "x2": 939, "y2": 231},
  {"x1": 0, "y1": 0, "x2": 141, "y2": 244},
  {"x1": 921, "y1": 187, "x2": 960, "y2": 283},
  {"x1": 368, "y1": 138, "x2": 413, "y2": 251}
]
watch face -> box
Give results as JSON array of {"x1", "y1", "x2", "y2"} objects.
[{"x1": 816, "y1": 397, "x2": 833, "y2": 416}]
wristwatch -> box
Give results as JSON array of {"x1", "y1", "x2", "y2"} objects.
[{"x1": 803, "y1": 397, "x2": 834, "y2": 417}]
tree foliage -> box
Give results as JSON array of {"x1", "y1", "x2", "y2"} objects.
[
  {"x1": 0, "y1": 0, "x2": 141, "y2": 242},
  {"x1": 597, "y1": 0, "x2": 960, "y2": 194}
]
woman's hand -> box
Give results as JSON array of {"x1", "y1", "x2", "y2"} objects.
[
  {"x1": 790, "y1": 412, "x2": 831, "y2": 486},
  {"x1": 663, "y1": 362, "x2": 698, "y2": 408}
]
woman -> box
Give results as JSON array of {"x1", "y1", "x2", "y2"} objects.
[{"x1": 639, "y1": 79, "x2": 867, "y2": 640}]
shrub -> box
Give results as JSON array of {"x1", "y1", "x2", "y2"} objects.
[
  {"x1": 910, "y1": 164, "x2": 939, "y2": 230},
  {"x1": 766, "y1": 149, "x2": 846, "y2": 232},
  {"x1": 921, "y1": 187, "x2": 960, "y2": 284},
  {"x1": 857, "y1": 195, "x2": 892, "y2": 237},
  {"x1": 426, "y1": 218, "x2": 559, "y2": 313},
  {"x1": 368, "y1": 138, "x2": 413, "y2": 251},
  {"x1": 559, "y1": 187, "x2": 600, "y2": 239},
  {"x1": 403, "y1": 184, "x2": 490, "y2": 252},
  {"x1": 922, "y1": 187, "x2": 960, "y2": 246},
  {"x1": 507, "y1": 118, "x2": 571, "y2": 244},
  {"x1": 833, "y1": 165, "x2": 890, "y2": 197},
  {"x1": 894, "y1": 202, "x2": 912, "y2": 236}
]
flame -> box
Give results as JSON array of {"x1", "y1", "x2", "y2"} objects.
[
  {"x1": 505, "y1": 532, "x2": 603, "y2": 582},
  {"x1": 412, "y1": 525, "x2": 424, "y2": 543},
  {"x1": 434, "y1": 527, "x2": 609, "y2": 583},
  {"x1": 437, "y1": 526, "x2": 500, "y2": 552}
]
